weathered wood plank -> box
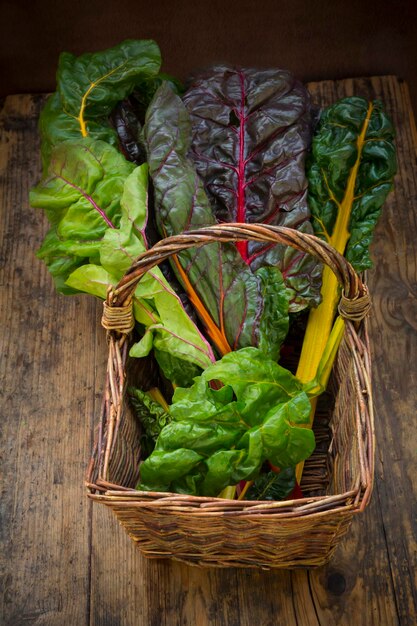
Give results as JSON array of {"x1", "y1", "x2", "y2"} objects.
[
  {"x1": 367, "y1": 76, "x2": 417, "y2": 626},
  {"x1": 0, "y1": 95, "x2": 99, "y2": 626},
  {"x1": 304, "y1": 75, "x2": 417, "y2": 626}
]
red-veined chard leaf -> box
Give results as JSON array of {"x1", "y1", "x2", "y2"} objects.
[
  {"x1": 40, "y1": 39, "x2": 161, "y2": 168},
  {"x1": 182, "y1": 66, "x2": 322, "y2": 311},
  {"x1": 30, "y1": 139, "x2": 214, "y2": 380},
  {"x1": 30, "y1": 138, "x2": 134, "y2": 292},
  {"x1": 138, "y1": 347, "x2": 315, "y2": 496},
  {"x1": 144, "y1": 82, "x2": 289, "y2": 358}
]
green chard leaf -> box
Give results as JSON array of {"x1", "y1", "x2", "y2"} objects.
[
  {"x1": 39, "y1": 92, "x2": 118, "y2": 170},
  {"x1": 308, "y1": 96, "x2": 397, "y2": 271},
  {"x1": 137, "y1": 347, "x2": 315, "y2": 497},
  {"x1": 144, "y1": 82, "x2": 290, "y2": 358},
  {"x1": 152, "y1": 350, "x2": 201, "y2": 388},
  {"x1": 245, "y1": 467, "x2": 296, "y2": 501},
  {"x1": 65, "y1": 264, "x2": 119, "y2": 299},
  {"x1": 58, "y1": 40, "x2": 161, "y2": 126},
  {"x1": 31, "y1": 138, "x2": 214, "y2": 382},
  {"x1": 39, "y1": 39, "x2": 161, "y2": 168},
  {"x1": 255, "y1": 266, "x2": 290, "y2": 361},
  {"x1": 30, "y1": 138, "x2": 134, "y2": 289},
  {"x1": 129, "y1": 387, "x2": 172, "y2": 457},
  {"x1": 129, "y1": 269, "x2": 215, "y2": 374},
  {"x1": 30, "y1": 138, "x2": 135, "y2": 287}
]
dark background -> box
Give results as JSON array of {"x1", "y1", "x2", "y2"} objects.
[{"x1": 1, "y1": 0, "x2": 417, "y2": 112}]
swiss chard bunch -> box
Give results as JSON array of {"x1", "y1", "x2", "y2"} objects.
[
  {"x1": 31, "y1": 40, "x2": 322, "y2": 385},
  {"x1": 137, "y1": 348, "x2": 315, "y2": 496},
  {"x1": 30, "y1": 39, "x2": 397, "y2": 501}
]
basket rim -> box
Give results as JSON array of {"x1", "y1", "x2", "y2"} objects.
[{"x1": 85, "y1": 483, "x2": 365, "y2": 518}]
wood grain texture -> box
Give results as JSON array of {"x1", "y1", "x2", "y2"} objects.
[
  {"x1": 0, "y1": 76, "x2": 416, "y2": 625},
  {"x1": 305, "y1": 76, "x2": 417, "y2": 626},
  {"x1": 0, "y1": 95, "x2": 102, "y2": 625}
]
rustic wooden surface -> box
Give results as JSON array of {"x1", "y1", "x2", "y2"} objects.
[{"x1": 0, "y1": 76, "x2": 416, "y2": 625}]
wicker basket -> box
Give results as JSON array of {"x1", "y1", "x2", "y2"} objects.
[{"x1": 86, "y1": 223, "x2": 374, "y2": 569}]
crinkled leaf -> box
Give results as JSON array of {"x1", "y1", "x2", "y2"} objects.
[
  {"x1": 259, "y1": 393, "x2": 313, "y2": 467},
  {"x1": 138, "y1": 347, "x2": 315, "y2": 496},
  {"x1": 153, "y1": 350, "x2": 201, "y2": 387},
  {"x1": 155, "y1": 421, "x2": 245, "y2": 455},
  {"x1": 99, "y1": 162, "x2": 149, "y2": 274},
  {"x1": 58, "y1": 39, "x2": 161, "y2": 123},
  {"x1": 57, "y1": 40, "x2": 161, "y2": 136},
  {"x1": 246, "y1": 467, "x2": 296, "y2": 501},
  {"x1": 139, "y1": 449, "x2": 204, "y2": 490},
  {"x1": 172, "y1": 347, "x2": 306, "y2": 427},
  {"x1": 31, "y1": 138, "x2": 133, "y2": 234},
  {"x1": 255, "y1": 266, "x2": 290, "y2": 360},
  {"x1": 36, "y1": 229, "x2": 97, "y2": 295},
  {"x1": 144, "y1": 82, "x2": 289, "y2": 356},
  {"x1": 308, "y1": 97, "x2": 397, "y2": 270},
  {"x1": 202, "y1": 448, "x2": 259, "y2": 497},
  {"x1": 168, "y1": 378, "x2": 243, "y2": 424},
  {"x1": 39, "y1": 92, "x2": 118, "y2": 170},
  {"x1": 183, "y1": 66, "x2": 322, "y2": 310},
  {"x1": 129, "y1": 387, "x2": 171, "y2": 457},
  {"x1": 30, "y1": 138, "x2": 134, "y2": 289},
  {"x1": 39, "y1": 40, "x2": 161, "y2": 169}
]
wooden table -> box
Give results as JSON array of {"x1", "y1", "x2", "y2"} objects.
[{"x1": 1, "y1": 76, "x2": 416, "y2": 626}]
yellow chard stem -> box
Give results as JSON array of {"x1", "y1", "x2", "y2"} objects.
[
  {"x1": 218, "y1": 485, "x2": 237, "y2": 499},
  {"x1": 296, "y1": 266, "x2": 341, "y2": 385},
  {"x1": 238, "y1": 480, "x2": 253, "y2": 500},
  {"x1": 77, "y1": 63, "x2": 126, "y2": 138},
  {"x1": 295, "y1": 101, "x2": 373, "y2": 484},
  {"x1": 148, "y1": 387, "x2": 170, "y2": 412}
]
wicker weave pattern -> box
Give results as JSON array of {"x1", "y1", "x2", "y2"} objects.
[{"x1": 86, "y1": 224, "x2": 374, "y2": 569}]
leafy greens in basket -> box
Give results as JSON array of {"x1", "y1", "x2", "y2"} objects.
[
  {"x1": 30, "y1": 39, "x2": 396, "y2": 501},
  {"x1": 137, "y1": 348, "x2": 315, "y2": 496}
]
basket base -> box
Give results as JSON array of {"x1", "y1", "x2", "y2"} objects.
[{"x1": 108, "y1": 503, "x2": 354, "y2": 570}]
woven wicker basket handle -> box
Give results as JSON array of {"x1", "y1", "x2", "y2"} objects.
[{"x1": 102, "y1": 223, "x2": 370, "y2": 334}]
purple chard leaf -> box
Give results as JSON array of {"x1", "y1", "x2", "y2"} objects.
[
  {"x1": 144, "y1": 83, "x2": 290, "y2": 358},
  {"x1": 183, "y1": 66, "x2": 322, "y2": 311}
]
